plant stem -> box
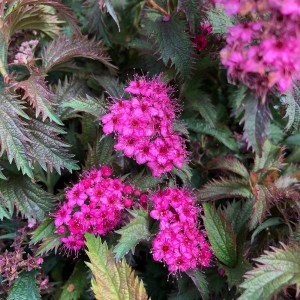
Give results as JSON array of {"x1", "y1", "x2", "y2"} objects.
[{"x1": 146, "y1": 0, "x2": 170, "y2": 16}]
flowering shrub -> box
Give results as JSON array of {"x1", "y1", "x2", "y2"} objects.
[{"x1": 0, "y1": 0, "x2": 300, "y2": 299}]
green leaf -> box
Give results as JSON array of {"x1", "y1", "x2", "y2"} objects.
[
  {"x1": 27, "y1": 118, "x2": 79, "y2": 173},
  {"x1": 171, "y1": 163, "x2": 192, "y2": 184},
  {"x1": 30, "y1": 217, "x2": 56, "y2": 245},
  {"x1": 185, "y1": 269, "x2": 209, "y2": 300},
  {"x1": 4, "y1": 0, "x2": 79, "y2": 34},
  {"x1": 85, "y1": 134, "x2": 114, "y2": 168},
  {"x1": 99, "y1": 0, "x2": 120, "y2": 31},
  {"x1": 143, "y1": 11, "x2": 194, "y2": 77},
  {"x1": 62, "y1": 95, "x2": 106, "y2": 118},
  {"x1": 8, "y1": 271, "x2": 41, "y2": 300},
  {"x1": 36, "y1": 234, "x2": 62, "y2": 256},
  {"x1": 207, "y1": 156, "x2": 249, "y2": 179},
  {"x1": 249, "y1": 185, "x2": 270, "y2": 230},
  {"x1": 184, "y1": 87, "x2": 218, "y2": 128},
  {"x1": 59, "y1": 261, "x2": 89, "y2": 300},
  {"x1": 94, "y1": 75, "x2": 125, "y2": 98},
  {"x1": 114, "y1": 210, "x2": 151, "y2": 261},
  {"x1": 199, "y1": 178, "x2": 252, "y2": 201},
  {"x1": 284, "y1": 86, "x2": 300, "y2": 132},
  {"x1": 251, "y1": 217, "x2": 283, "y2": 244},
  {"x1": 0, "y1": 92, "x2": 33, "y2": 178},
  {"x1": 0, "y1": 176, "x2": 54, "y2": 221},
  {"x1": 224, "y1": 200, "x2": 253, "y2": 238},
  {"x1": 240, "y1": 244, "x2": 300, "y2": 300},
  {"x1": 53, "y1": 77, "x2": 90, "y2": 120},
  {"x1": 186, "y1": 119, "x2": 239, "y2": 151},
  {"x1": 254, "y1": 140, "x2": 284, "y2": 172},
  {"x1": 85, "y1": 233, "x2": 149, "y2": 300},
  {"x1": 203, "y1": 203, "x2": 237, "y2": 267},
  {"x1": 0, "y1": 195, "x2": 12, "y2": 220},
  {"x1": 207, "y1": 7, "x2": 234, "y2": 34},
  {"x1": 42, "y1": 35, "x2": 116, "y2": 73},
  {"x1": 177, "y1": 0, "x2": 200, "y2": 31},
  {"x1": 130, "y1": 172, "x2": 162, "y2": 192},
  {"x1": 239, "y1": 93, "x2": 271, "y2": 155},
  {"x1": 224, "y1": 255, "x2": 251, "y2": 288},
  {"x1": 16, "y1": 74, "x2": 61, "y2": 124},
  {"x1": 5, "y1": 5, "x2": 62, "y2": 39}
]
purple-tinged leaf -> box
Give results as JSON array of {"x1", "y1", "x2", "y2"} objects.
[{"x1": 42, "y1": 35, "x2": 116, "y2": 73}]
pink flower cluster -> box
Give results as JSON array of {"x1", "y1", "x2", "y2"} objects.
[
  {"x1": 101, "y1": 76, "x2": 187, "y2": 177},
  {"x1": 150, "y1": 187, "x2": 212, "y2": 273},
  {"x1": 214, "y1": 0, "x2": 300, "y2": 98},
  {"x1": 54, "y1": 166, "x2": 142, "y2": 252},
  {"x1": 13, "y1": 40, "x2": 38, "y2": 64}
]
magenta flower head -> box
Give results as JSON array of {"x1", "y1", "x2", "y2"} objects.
[
  {"x1": 101, "y1": 75, "x2": 188, "y2": 177},
  {"x1": 214, "y1": 0, "x2": 300, "y2": 99},
  {"x1": 54, "y1": 165, "x2": 142, "y2": 254},
  {"x1": 149, "y1": 187, "x2": 212, "y2": 273}
]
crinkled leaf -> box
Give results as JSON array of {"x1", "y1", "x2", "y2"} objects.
[
  {"x1": 5, "y1": 0, "x2": 79, "y2": 34},
  {"x1": 186, "y1": 119, "x2": 239, "y2": 151},
  {"x1": 16, "y1": 74, "x2": 61, "y2": 124},
  {"x1": 239, "y1": 93, "x2": 271, "y2": 155},
  {"x1": 85, "y1": 234, "x2": 149, "y2": 300},
  {"x1": 27, "y1": 118, "x2": 79, "y2": 173},
  {"x1": 62, "y1": 95, "x2": 106, "y2": 118},
  {"x1": 207, "y1": 7, "x2": 234, "y2": 34},
  {"x1": 207, "y1": 156, "x2": 249, "y2": 179},
  {"x1": 8, "y1": 271, "x2": 40, "y2": 300},
  {"x1": 0, "y1": 176, "x2": 54, "y2": 221},
  {"x1": 42, "y1": 35, "x2": 116, "y2": 73},
  {"x1": 5, "y1": 5, "x2": 62, "y2": 39},
  {"x1": 59, "y1": 261, "x2": 89, "y2": 300},
  {"x1": 203, "y1": 203, "x2": 237, "y2": 267},
  {"x1": 143, "y1": 11, "x2": 194, "y2": 77},
  {"x1": 114, "y1": 210, "x2": 151, "y2": 261},
  {"x1": 0, "y1": 92, "x2": 33, "y2": 177},
  {"x1": 199, "y1": 178, "x2": 251, "y2": 201},
  {"x1": 240, "y1": 244, "x2": 300, "y2": 300}
]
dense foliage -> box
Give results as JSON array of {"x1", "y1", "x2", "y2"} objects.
[{"x1": 0, "y1": 0, "x2": 300, "y2": 299}]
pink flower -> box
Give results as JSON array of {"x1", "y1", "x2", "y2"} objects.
[
  {"x1": 54, "y1": 166, "x2": 145, "y2": 253},
  {"x1": 150, "y1": 187, "x2": 212, "y2": 273},
  {"x1": 101, "y1": 75, "x2": 187, "y2": 177},
  {"x1": 214, "y1": 0, "x2": 300, "y2": 96}
]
